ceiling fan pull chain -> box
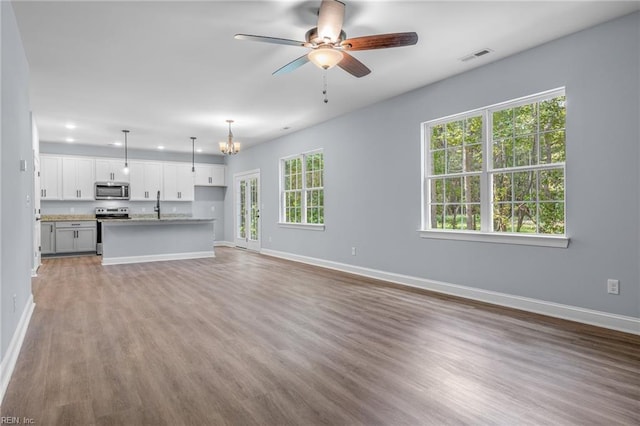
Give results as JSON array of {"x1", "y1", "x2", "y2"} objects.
[{"x1": 323, "y1": 71, "x2": 329, "y2": 104}]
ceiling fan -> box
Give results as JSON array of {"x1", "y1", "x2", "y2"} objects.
[{"x1": 234, "y1": 0, "x2": 418, "y2": 78}]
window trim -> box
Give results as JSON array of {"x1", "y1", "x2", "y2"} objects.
[
  {"x1": 420, "y1": 88, "x2": 568, "y2": 247},
  {"x1": 279, "y1": 148, "x2": 325, "y2": 228}
]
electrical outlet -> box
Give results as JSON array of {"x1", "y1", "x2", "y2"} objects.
[
  {"x1": 70, "y1": 207, "x2": 75, "y2": 213},
  {"x1": 142, "y1": 207, "x2": 146, "y2": 212},
  {"x1": 211, "y1": 206, "x2": 215, "y2": 212},
  {"x1": 607, "y1": 279, "x2": 620, "y2": 295},
  {"x1": 351, "y1": 247, "x2": 356, "y2": 256},
  {"x1": 268, "y1": 236, "x2": 272, "y2": 243}
]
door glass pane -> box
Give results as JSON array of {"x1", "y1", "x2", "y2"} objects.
[
  {"x1": 250, "y1": 178, "x2": 258, "y2": 241},
  {"x1": 239, "y1": 181, "x2": 246, "y2": 239}
]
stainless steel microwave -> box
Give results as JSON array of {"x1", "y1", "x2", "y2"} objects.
[{"x1": 95, "y1": 182, "x2": 130, "y2": 200}]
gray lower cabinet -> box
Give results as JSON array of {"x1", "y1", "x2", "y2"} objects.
[
  {"x1": 54, "y1": 221, "x2": 96, "y2": 253},
  {"x1": 41, "y1": 222, "x2": 56, "y2": 254}
]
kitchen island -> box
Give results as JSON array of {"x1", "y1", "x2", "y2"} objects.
[{"x1": 100, "y1": 217, "x2": 215, "y2": 265}]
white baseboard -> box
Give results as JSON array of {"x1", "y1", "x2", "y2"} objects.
[
  {"x1": 261, "y1": 248, "x2": 640, "y2": 336},
  {"x1": 214, "y1": 241, "x2": 235, "y2": 248},
  {"x1": 102, "y1": 251, "x2": 215, "y2": 266},
  {"x1": 0, "y1": 294, "x2": 35, "y2": 404}
]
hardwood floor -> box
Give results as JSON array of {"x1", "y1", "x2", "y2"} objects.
[{"x1": 2, "y1": 248, "x2": 639, "y2": 425}]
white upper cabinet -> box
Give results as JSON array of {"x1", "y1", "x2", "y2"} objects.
[
  {"x1": 129, "y1": 161, "x2": 162, "y2": 201},
  {"x1": 162, "y1": 163, "x2": 194, "y2": 201},
  {"x1": 40, "y1": 155, "x2": 62, "y2": 200},
  {"x1": 95, "y1": 159, "x2": 130, "y2": 183},
  {"x1": 62, "y1": 157, "x2": 95, "y2": 200},
  {"x1": 194, "y1": 164, "x2": 226, "y2": 186}
]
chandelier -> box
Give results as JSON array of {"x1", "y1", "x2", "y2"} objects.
[{"x1": 219, "y1": 120, "x2": 240, "y2": 155}]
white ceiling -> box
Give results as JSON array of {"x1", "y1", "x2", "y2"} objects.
[{"x1": 12, "y1": 1, "x2": 639, "y2": 155}]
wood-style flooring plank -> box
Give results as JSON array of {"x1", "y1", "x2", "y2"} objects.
[{"x1": 1, "y1": 247, "x2": 639, "y2": 425}]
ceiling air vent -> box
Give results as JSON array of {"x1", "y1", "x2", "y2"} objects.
[{"x1": 460, "y1": 48, "x2": 493, "y2": 62}]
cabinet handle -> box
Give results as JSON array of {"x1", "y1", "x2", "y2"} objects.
[
  {"x1": 44, "y1": 189, "x2": 47, "y2": 197},
  {"x1": 209, "y1": 177, "x2": 212, "y2": 184},
  {"x1": 79, "y1": 190, "x2": 82, "y2": 198}
]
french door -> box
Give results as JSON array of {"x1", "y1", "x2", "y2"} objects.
[{"x1": 234, "y1": 170, "x2": 260, "y2": 251}]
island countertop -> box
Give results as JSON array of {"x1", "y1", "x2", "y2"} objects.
[{"x1": 98, "y1": 217, "x2": 216, "y2": 223}]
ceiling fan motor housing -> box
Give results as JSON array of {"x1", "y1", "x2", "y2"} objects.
[{"x1": 305, "y1": 27, "x2": 347, "y2": 46}]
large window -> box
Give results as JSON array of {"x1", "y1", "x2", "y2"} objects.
[
  {"x1": 423, "y1": 89, "x2": 566, "y2": 243},
  {"x1": 280, "y1": 150, "x2": 324, "y2": 226}
]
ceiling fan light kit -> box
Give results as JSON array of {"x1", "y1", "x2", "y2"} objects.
[{"x1": 308, "y1": 46, "x2": 344, "y2": 70}]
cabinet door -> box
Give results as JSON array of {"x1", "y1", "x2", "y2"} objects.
[
  {"x1": 194, "y1": 165, "x2": 212, "y2": 186},
  {"x1": 61, "y1": 158, "x2": 78, "y2": 200},
  {"x1": 55, "y1": 229, "x2": 76, "y2": 253},
  {"x1": 177, "y1": 164, "x2": 195, "y2": 201},
  {"x1": 96, "y1": 159, "x2": 129, "y2": 183},
  {"x1": 40, "y1": 156, "x2": 61, "y2": 199},
  {"x1": 75, "y1": 228, "x2": 96, "y2": 252},
  {"x1": 76, "y1": 158, "x2": 95, "y2": 200},
  {"x1": 62, "y1": 157, "x2": 95, "y2": 200},
  {"x1": 112, "y1": 161, "x2": 129, "y2": 183},
  {"x1": 129, "y1": 161, "x2": 147, "y2": 200},
  {"x1": 162, "y1": 164, "x2": 180, "y2": 201},
  {"x1": 144, "y1": 163, "x2": 163, "y2": 199},
  {"x1": 210, "y1": 165, "x2": 226, "y2": 186},
  {"x1": 40, "y1": 222, "x2": 56, "y2": 254},
  {"x1": 95, "y1": 160, "x2": 114, "y2": 182},
  {"x1": 194, "y1": 164, "x2": 226, "y2": 186}
]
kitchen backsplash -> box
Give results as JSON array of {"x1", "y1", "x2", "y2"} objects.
[{"x1": 41, "y1": 187, "x2": 226, "y2": 237}]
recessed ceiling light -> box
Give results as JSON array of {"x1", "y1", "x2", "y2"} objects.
[
  {"x1": 65, "y1": 138, "x2": 74, "y2": 143},
  {"x1": 196, "y1": 148, "x2": 203, "y2": 153},
  {"x1": 157, "y1": 146, "x2": 165, "y2": 150},
  {"x1": 113, "y1": 141, "x2": 122, "y2": 146},
  {"x1": 65, "y1": 123, "x2": 76, "y2": 130}
]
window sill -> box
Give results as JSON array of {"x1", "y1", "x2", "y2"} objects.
[
  {"x1": 278, "y1": 222, "x2": 325, "y2": 231},
  {"x1": 418, "y1": 229, "x2": 569, "y2": 248}
]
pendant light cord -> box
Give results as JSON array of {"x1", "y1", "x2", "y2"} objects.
[{"x1": 191, "y1": 137, "x2": 196, "y2": 172}]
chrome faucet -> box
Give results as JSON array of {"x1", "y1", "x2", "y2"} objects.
[{"x1": 154, "y1": 190, "x2": 161, "y2": 219}]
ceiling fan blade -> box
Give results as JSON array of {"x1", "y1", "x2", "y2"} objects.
[
  {"x1": 234, "y1": 34, "x2": 307, "y2": 47},
  {"x1": 317, "y1": 0, "x2": 345, "y2": 42},
  {"x1": 273, "y1": 54, "x2": 310, "y2": 76},
  {"x1": 341, "y1": 32, "x2": 418, "y2": 51},
  {"x1": 337, "y1": 52, "x2": 370, "y2": 78}
]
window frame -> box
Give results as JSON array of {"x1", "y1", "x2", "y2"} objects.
[
  {"x1": 279, "y1": 149, "x2": 325, "y2": 230},
  {"x1": 420, "y1": 88, "x2": 569, "y2": 248}
]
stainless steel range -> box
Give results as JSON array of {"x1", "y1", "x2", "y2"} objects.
[
  {"x1": 95, "y1": 207, "x2": 130, "y2": 254},
  {"x1": 95, "y1": 207, "x2": 130, "y2": 219}
]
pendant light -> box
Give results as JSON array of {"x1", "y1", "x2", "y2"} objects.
[
  {"x1": 122, "y1": 130, "x2": 130, "y2": 175},
  {"x1": 191, "y1": 137, "x2": 196, "y2": 172},
  {"x1": 219, "y1": 120, "x2": 240, "y2": 155}
]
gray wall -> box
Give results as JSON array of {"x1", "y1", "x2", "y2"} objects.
[
  {"x1": 224, "y1": 12, "x2": 640, "y2": 318},
  {"x1": 1, "y1": 1, "x2": 34, "y2": 357}
]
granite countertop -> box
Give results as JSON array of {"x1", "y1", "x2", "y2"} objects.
[
  {"x1": 99, "y1": 215, "x2": 215, "y2": 223},
  {"x1": 41, "y1": 214, "x2": 95, "y2": 222},
  {"x1": 42, "y1": 214, "x2": 214, "y2": 222}
]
